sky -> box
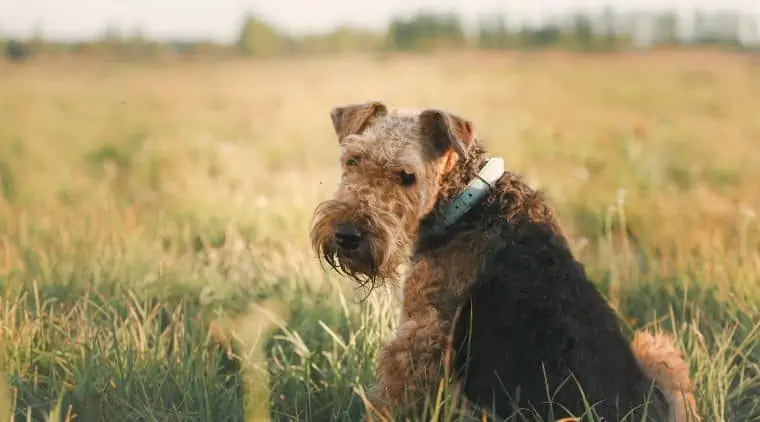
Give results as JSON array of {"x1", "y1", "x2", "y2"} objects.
[{"x1": 1, "y1": 0, "x2": 758, "y2": 42}]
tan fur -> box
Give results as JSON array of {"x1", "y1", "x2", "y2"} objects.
[
  {"x1": 631, "y1": 331, "x2": 701, "y2": 422},
  {"x1": 311, "y1": 101, "x2": 700, "y2": 421},
  {"x1": 330, "y1": 101, "x2": 388, "y2": 140},
  {"x1": 311, "y1": 101, "x2": 481, "y2": 417},
  {"x1": 310, "y1": 103, "x2": 467, "y2": 289}
]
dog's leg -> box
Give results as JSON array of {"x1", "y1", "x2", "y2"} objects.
[{"x1": 366, "y1": 307, "x2": 457, "y2": 418}]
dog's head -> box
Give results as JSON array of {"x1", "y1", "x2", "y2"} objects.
[{"x1": 309, "y1": 100, "x2": 476, "y2": 289}]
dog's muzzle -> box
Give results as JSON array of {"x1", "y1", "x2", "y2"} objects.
[
  {"x1": 333, "y1": 221, "x2": 364, "y2": 251},
  {"x1": 310, "y1": 199, "x2": 404, "y2": 287}
]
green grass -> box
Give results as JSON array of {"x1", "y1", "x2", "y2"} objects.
[{"x1": 1, "y1": 51, "x2": 759, "y2": 421}]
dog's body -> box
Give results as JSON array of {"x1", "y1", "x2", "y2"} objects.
[
  {"x1": 310, "y1": 101, "x2": 699, "y2": 421},
  {"x1": 418, "y1": 143, "x2": 696, "y2": 420}
]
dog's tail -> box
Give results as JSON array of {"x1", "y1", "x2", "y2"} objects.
[{"x1": 630, "y1": 330, "x2": 700, "y2": 422}]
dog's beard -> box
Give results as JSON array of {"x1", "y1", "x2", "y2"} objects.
[{"x1": 310, "y1": 201, "x2": 411, "y2": 296}]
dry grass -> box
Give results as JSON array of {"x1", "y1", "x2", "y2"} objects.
[{"x1": 0, "y1": 50, "x2": 758, "y2": 421}]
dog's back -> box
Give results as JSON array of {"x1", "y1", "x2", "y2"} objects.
[{"x1": 445, "y1": 172, "x2": 697, "y2": 421}]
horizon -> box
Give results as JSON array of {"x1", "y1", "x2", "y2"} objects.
[{"x1": 1, "y1": 0, "x2": 759, "y2": 43}]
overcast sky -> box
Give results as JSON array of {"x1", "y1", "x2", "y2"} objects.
[{"x1": 1, "y1": 0, "x2": 758, "y2": 42}]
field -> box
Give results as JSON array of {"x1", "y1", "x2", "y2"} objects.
[{"x1": 0, "y1": 50, "x2": 759, "y2": 421}]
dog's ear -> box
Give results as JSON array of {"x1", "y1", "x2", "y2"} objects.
[
  {"x1": 419, "y1": 109, "x2": 474, "y2": 159},
  {"x1": 330, "y1": 101, "x2": 388, "y2": 140}
]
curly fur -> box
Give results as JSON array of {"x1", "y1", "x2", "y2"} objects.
[
  {"x1": 311, "y1": 101, "x2": 700, "y2": 421},
  {"x1": 420, "y1": 142, "x2": 699, "y2": 421}
]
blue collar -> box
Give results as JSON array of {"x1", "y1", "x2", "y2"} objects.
[{"x1": 439, "y1": 157, "x2": 505, "y2": 228}]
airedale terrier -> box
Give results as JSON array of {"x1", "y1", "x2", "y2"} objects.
[{"x1": 310, "y1": 101, "x2": 700, "y2": 421}]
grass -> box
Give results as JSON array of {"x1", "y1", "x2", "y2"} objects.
[{"x1": 0, "y1": 49, "x2": 759, "y2": 421}]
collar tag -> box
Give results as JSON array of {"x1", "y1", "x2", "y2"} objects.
[{"x1": 440, "y1": 157, "x2": 505, "y2": 228}]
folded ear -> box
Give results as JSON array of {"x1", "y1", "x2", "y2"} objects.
[
  {"x1": 419, "y1": 109, "x2": 474, "y2": 159},
  {"x1": 329, "y1": 101, "x2": 388, "y2": 140}
]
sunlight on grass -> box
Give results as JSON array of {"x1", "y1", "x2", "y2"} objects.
[{"x1": 0, "y1": 50, "x2": 758, "y2": 421}]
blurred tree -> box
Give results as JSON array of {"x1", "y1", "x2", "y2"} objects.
[
  {"x1": 494, "y1": 15, "x2": 509, "y2": 48},
  {"x1": 2, "y1": 6, "x2": 756, "y2": 59},
  {"x1": 103, "y1": 23, "x2": 123, "y2": 54},
  {"x1": 237, "y1": 14, "x2": 289, "y2": 55},
  {"x1": 123, "y1": 26, "x2": 154, "y2": 57},
  {"x1": 602, "y1": 7, "x2": 618, "y2": 49},
  {"x1": 477, "y1": 14, "x2": 510, "y2": 49},
  {"x1": 573, "y1": 13, "x2": 595, "y2": 49},
  {"x1": 518, "y1": 22, "x2": 561, "y2": 48},
  {"x1": 657, "y1": 11, "x2": 679, "y2": 45},
  {"x1": 298, "y1": 27, "x2": 384, "y2": 54},
  {"x1": 28, "y1": 25, "x2": 46, "y2": 55},
  {"x1": 5, "y1": 40, "x2": 30, "y2": 61},
  {"x1": 387, "y1": 11, "x2": 466, "y2": 51},
  {"x1": 532, "y1": 25, "x2": 561, "y2": 46}
]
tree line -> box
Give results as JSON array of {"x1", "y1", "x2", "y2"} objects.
[{"x1": 3, "y1": 8, "x2": 759, "y2": 61}]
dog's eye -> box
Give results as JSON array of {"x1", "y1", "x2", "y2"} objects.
[
  {"x1": 397, "y1": 171, "x2": 416, "y2": 186},
  {"x1": 346, "y1": 157, "x2": 360, "y2": 166}
]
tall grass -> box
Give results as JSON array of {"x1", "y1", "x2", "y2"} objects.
[{"x1": 0, "y1": 51, "x2": 758, "y2": 421}]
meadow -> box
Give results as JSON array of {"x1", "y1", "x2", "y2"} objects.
[{"x1": 0, "y1": 50, "x2": 759, "y2": 421}]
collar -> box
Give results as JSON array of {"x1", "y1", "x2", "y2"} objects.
[{"x1": 438, "y1": 157, "x2": 505, "y2": 228}]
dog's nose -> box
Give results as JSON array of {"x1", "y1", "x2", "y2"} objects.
[{"x1": 334, "y1": 222, "x2": 363, "y2": 250}]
